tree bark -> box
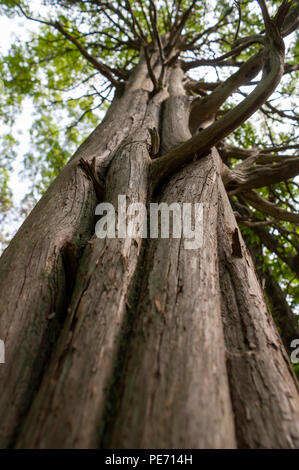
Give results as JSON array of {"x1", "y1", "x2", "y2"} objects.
[
  {"x1": 245, "y1": 236, "x2": 299, "y2": 355},
  {"x1": 104, "y1": 150, "x2": 237, "y2": 449},
  {"x1": 218, "y1": 182, "x2": 299, "y2": 448},
  {"x1": 0, "y1": 63, "x2": 152, "y2": 447},
  {"x1": 0, "y1": 55, "x2": 299, "y2": 449}
]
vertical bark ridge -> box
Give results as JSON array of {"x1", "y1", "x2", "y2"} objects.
[
  {"x1": 104, "y1": 150, "x2": 237, "y2": 449},
  {"x1": 161, "y1": 66, "x2": 192, "y2": 154},
  {"x1": 0, "y1": 87, "x2": 149, "y2": 448},
  {"x1": 14, "y1": 91, "x2": 166, "y2": 449},
  {"x1": 217, "y1": 176, "x2": 299, "y2": 448},
  {"x1": 97, "y1": 233, "x2": 150, "y2": 449},
  {"x1": 1, "y1": 42, "x2": 297, "y2": 451}
]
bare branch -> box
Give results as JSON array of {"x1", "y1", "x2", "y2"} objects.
[
  {"x1": 123, "y1": 0, "x2": 147, "y2": 43},
  {"x1": 189, "y1": 50, "x2": 265, "y2": 134},
  {"x1": 182, "y1": 35, "x2": 264, "y2": 71},
  {"x1": 181, "y1": 58, "x2": 242, "y2": 70},
  {"x1": 149, "y1": 0, "x2": 166, "y2": 88},
  {"x1": 150, "y1": 2, "x2": 286, "y2": 188},
  {"x1": 243, "y1": 190, "x2": 299, "y2": 223},
  {"x1": 166, "y1": 0, "x2": 197, "y2": 55},
  {"x1": 135, "y1": 0, "x2": 153, "y2": 41},
  {"x1": 281, "y1": 0, "x2": 299, "y2": 35},
  {"x1": 238, "y1": 218, "x2": 274, "y2": 227},
  {"x1": 94, "y1": 0, "x2": 141, "y2": 43},
  {"x1": 183, "y1": 7, "x2": 233, "y2": 50},
  {"x1": 262, "y1": 101, "x2": 299, "y2": 123},
  {"x1": 257, "y1": 0, "x2": 272, "y2": 30},
  {"x1": 249, "y1": 223, "x2": 299, "y2": 277},
  {"x1": 143, "y1": 46, "x2": 159, "y2": 92},
  {"x1": 233, "y1": 0, "x2": 242, "y2": 43},
  {"x1": 262, "y1": 143, "x2": 299, "y2": 153},
  {"x1": 53, "y1": 22, "x2": 121, "y2": 87},
  {"x1": 11, "y1": 1, "x2": 121, "y2": 88},
  {"x1": 225, "y1": 155, "x2": 299, "y2": 193}
]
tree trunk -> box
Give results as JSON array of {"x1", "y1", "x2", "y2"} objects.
[
  {"x1": 0, "y1": 56, "x2": 299, "y2": 449},
  {"x1": 245, "y1": 235, "x2": 299, "y2": 354}
]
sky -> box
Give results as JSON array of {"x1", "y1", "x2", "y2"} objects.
[{"x1": 0, "y1": 11, "x2": 36, "y2": 206}]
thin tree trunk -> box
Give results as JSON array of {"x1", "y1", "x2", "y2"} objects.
[
  {"x1": 263, "y1": 270, "x2": 299, "y2": 354},
  {"x1": 245, "y1": 236, "x2": 299, "y2": 354},
  {"x1": 218, "y1": 182, "x2": 299, "y2": 448}
]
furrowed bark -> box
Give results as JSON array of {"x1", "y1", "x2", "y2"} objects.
[
  {"x1": 0, "y1": 82, "x2": 150, "y2": 448},
  {"x1": 105, "y1": 150, "x2": 237, "y2": 449},
  {"x1": 0, "y1": 11, "x2": 298, "y2": 448},
  {"x1": 102, "y1": 150, "x2": 299, "y2": 449},
  {"x1": 161, "y1": 66, "x2": 192, "y2": 153},
  {"x1": 15, "y1": 88, "x2": 168, "y2": 449},
  {"x1": 218, "y1": 177, "x2": 299, "y2": 448}
]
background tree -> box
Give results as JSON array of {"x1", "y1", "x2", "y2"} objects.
[{"x1": 0, "y1": 0, "x2": 299, "y2": 449}]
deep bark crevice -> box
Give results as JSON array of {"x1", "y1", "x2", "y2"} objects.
[
  {"x1": 8, "y1": 231, "x2": 94, "y2": 449},
  {"x1": 217, "y1": 181, "x2": 299, "y2": 448},
  {"x1": 0, "y1": 84, "x2": 151, "y2": 447},
  {"x1": 98, "y1": 235, "x2": 150, "y2": 448},
  {"x1": 101, "y1": 151, "x2": 237, "y2": 449}
]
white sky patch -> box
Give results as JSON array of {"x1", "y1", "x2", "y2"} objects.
[{"x1": 1, "y1": 13, "x2": 35, "y2": 206}]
